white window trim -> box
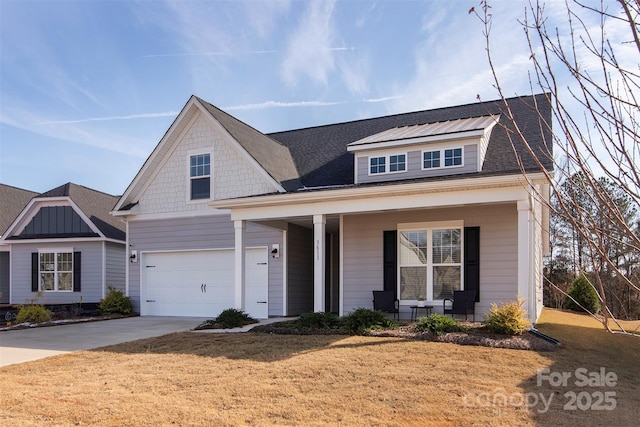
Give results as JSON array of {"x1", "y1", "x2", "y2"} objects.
[
  {"x1": 397, "y1": 221, "x2": 464, "y2": 302},
  {"x1": 38, "y1": 247, "x2": 74, "y2": 292},
  {"x1": 421, "y1": 147, "x2": 464, "y2": 171},
  {"x1": 368, "y1": 153, "x2": 407, "y2": 176},
  {"x1": 186, "y1": 149, "x2": 213, "y2": 204}
]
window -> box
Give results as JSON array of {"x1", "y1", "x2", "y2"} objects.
[
  {"x1": 370, "y1": 154, "x2": 406, "y2": 175},
  {"x1": 423, "y1": 150, "x2": 440, "y2": 169},
  {"x1": 39, "y1": 251, "x2": 73, "y2": 292},
  {"x1": 399, "y1": 225, "x2": 462, "y2": 300},
  {"x1": 444, "y1": 148, "x2": 463, "y2": 166},
  {"x1": 423, "y1": 147, "x2": 463, "y2": 169},
  {"x1": 370, "y1": 156, "x2": 386, "y2": 174},
  {"x1": 190, "y1": 154, "x2": 211, "y2": 200},
  {"x1": 389, "y1": 154, "x2": 406, "y2": 172}
]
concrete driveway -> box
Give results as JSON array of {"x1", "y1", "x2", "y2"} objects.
[{"x1": 0, "y1": 316, "x2": 206, "y2": 368}]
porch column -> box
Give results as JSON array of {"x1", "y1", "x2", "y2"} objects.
[
  {"x1": 313, "y1": 214, "x2": 326, "y2": 312},
  {"x1": 234, "y1": 220, "x2": 246, "y2": 310},
  {"x1": 517, "y1": 199, "x2": 533, "y2": 318}
]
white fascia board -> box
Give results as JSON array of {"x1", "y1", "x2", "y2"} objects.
[
  {"x1": 213, "y1": 173, "x2": 549, "y2": 221},
  {"x1": 118, "y1": 208, "x2": 231, "y2": 222},
  {"x1": 6, "y1": 237, "x2": 123, "y2": 245},
  {"x1": 347, "y1": 130, "x2": 485, "y2": 152},
  {"x1": 113, "y1": 96, "x2": 200, "y2": 212}
]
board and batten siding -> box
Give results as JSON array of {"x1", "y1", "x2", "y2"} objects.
[
  {"x1": 342, "y1": 203, "x2": 518, "y2": 319},
  {"x1": 105, "y1": 242, "x2": 126, "y2": 294},
  {"x1": 10, "y1": 241, "x2": 105, "y2": 304},
  {"x1": 128, "y1": 214, "x2": 284, "y2": 315},
  {"x1": 356, "y1": 144, "x2": 478, "y2": 184}
]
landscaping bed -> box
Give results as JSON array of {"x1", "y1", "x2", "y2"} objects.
[{"x1": 251, "y1": 318, "x2": 559, "y2": 351}]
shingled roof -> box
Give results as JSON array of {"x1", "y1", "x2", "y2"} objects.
[
  {"x1": 35, "y1": 183, "x2": 125, "y2": 241},
  {"x1": 196, "y1": 97, "x2": 302, "y2": 191},
  {"x1": 268, "y1": 93, "x2": 553, "y2": 189},
  {"x1": 0, "y1": 184, "x2": 38, "y2": 236}
]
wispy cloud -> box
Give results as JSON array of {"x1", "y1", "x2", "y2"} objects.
[
  {"x1": 225, "y1": 100, "x2": 347, "y2": 110},
  {"x1": 142, "y1": 50, "x2": 278, "y2": 58},
  {"x1": 37, "y1": 111, "x2": 180, "y2": 126},
  {"x1": 364, "y1": 95, "x2": 407, "y2": 103},
  {"x1": 281, "y1": 0, "x2": 338, "y2": 85}
]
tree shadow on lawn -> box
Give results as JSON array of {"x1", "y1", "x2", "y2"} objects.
[
  {"x1": 89, "y1": 331, "x2": 405, "y2": 363},
  {"x1": 512, "y1": 310, "x2": 640, "y2": 426}
]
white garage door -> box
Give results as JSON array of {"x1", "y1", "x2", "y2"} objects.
[{"x1": 142, "y1": 248, "x2": 268, "y2": 318}]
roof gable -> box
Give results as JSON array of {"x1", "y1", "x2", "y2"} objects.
[
  {"x1": 114, "y1": 96, "x2": 301, "y2": 213},
  {"x1": 2, "y1": 183, "x2": 124, "y2": 241}
]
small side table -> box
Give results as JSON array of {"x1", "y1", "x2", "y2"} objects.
[{"x1": 410, "y1": 305, "x2": 433, "y2": 322}]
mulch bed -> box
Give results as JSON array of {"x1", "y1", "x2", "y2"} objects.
[
  {"x1": 0, "y1": 313, "x2": 137, "y2": 332},
  {"x1": 251, "y1": 320, "x2": 559, "y2": 352}
]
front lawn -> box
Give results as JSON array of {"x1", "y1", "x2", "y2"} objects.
[{"x1": 1, "y1": 308, "x2": 638, "y2": 426}]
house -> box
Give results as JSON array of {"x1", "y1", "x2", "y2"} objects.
[
  {"x1": 1, "y1": 184, "x2": 38, "y2": 304},
  {"x1": 112, "y1": 94, "x2": 552, "y2": 322},
  {"x1": 0, "y1": 183, "x2": 126, "y2": 309}
]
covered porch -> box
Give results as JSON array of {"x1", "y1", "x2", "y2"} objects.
[{"x1": 211, "y1": 174, "x2": 548, "y2": 322}]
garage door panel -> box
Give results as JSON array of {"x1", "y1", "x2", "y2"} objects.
[{"x1": 142, "y1": 249, "x2": 268, "y2": 319}]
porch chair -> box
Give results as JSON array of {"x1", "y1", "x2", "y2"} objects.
[
  {"x1": 372, "y1": 290, "x2": 399, "y2": 320},
  {"x1": 443, "y1": 290, "x2": 476, "y2": 321}
]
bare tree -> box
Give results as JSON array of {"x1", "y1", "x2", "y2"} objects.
[{"x1": 474, "y1": 0, "x2": 640, "y2": 335}]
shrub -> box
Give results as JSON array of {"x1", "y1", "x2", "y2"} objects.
[
  {"x1": 565, "y1": 275, "x2": 601, "y2": 314},
  {"x1": 343, "y1": 308, "x2": 398, "y2": 335},
  {"x1": 484, "y1": 298, "x2": 530, "y2": 335},
  {"x1": 214, "y1": 308, "x2": 257, "y2": 329},
  {"x1": 415, "y1": 314, "x2": 466, "y2": 336},
  {"x1": 98, "y1": 286, "x2": 133, "y2": 315},
  {"x1": 293, "y1": 312, "x2": 343, "y2": 330},
  {"x1": 16, "y1": 304, "x2": 52, "y2": 323}
]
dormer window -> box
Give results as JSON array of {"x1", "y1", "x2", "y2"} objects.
[
  {"x1": 444, "y1": 148, "x2": 463, "y2": 167},
  {"x1": 370, "y1": 154, "x2": 406, "y2": 175},
  {"x1": 370, "y1": 156, "x2": 386, "y2": 174},
  {"x1": 423, "y1": 147, "x2": 463, "y2": 170},
  {"x1": 389, "y1": 154, "x2": 406, "y2": 172}
]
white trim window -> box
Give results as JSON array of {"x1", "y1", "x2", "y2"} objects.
[
  {"x1": 40, "y1": 250, "x2": 73, "y2": 292},
  {"x1": 398, "y1": 223, "x2": 463, "y2": 301},
  {"x1": 369, "y1": 154, "x2": 406, "y2": 175},
  {"x1": 189, "y1": 153, "x2": 211, "y2": 200},
  {"x1": 423, "y1": 147, "x2": 463, "y2": 169}
]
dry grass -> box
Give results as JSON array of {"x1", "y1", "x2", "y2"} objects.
[{"x1": 1, "y1": 309, "x2": 638, "y2": 426}]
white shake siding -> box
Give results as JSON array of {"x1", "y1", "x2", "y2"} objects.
[
  {"x1": 342, "y1": 203, "x2": 518, "y2": 319},
  {"x1": 127, "y1": 215, "x2": 284, "y2": 315},
  {"x1": 10, "y1": 241, "x2": 104, "y2": 304}
]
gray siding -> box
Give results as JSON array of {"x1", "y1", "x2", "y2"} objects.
[
  {"x1": 342, "y1": 203, "x2": 518, "y2": 320},
  {"x1": 357, "y1": 144, "x2": 478, "y2": 184},
  {"x1": 0, "y1": 252, "x2": 9, "y2": 304},
  {"x1": 10, "y1": 241, "x2": 105, "y2": 304},
  {"x1": 128, "y1": 214, "x2": 284, "y2": 315},
  {"x1": 19, "y1": 206, "x2": 95, "y2": 237},
  {"x1": 105, "y1": 242, "x2": 126, "y2": 294},
  {"x1": 286, "y1": 223, "x2": 313, "y2": 315}
]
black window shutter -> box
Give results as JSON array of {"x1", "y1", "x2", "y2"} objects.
[
  {"x1": 73, "y1": 252, "x2": 81, "y2": 292},
  {"x1": 383, "y1": 230, "x2": 397, "y2": 296},
  {"x1": 464, "y1": 227, "x2": 480, "y2": 302},
  {"x1": 31, "y1": 252, "x2": 39, "y2": 292}
]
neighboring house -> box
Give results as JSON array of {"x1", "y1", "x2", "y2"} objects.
[
  {"x1": 0, "y1": 183, "x2": 126, "y2": 307},
  {"x1": 0, "y1": 184, "x2": 38, "y2": 304},
  {"x1": 112, "y1": 94, "x2": 552, "y2": 322}
]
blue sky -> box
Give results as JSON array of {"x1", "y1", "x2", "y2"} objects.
[{"x1": 0, "y1": 0, "x2": 575, "y2": 195}]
